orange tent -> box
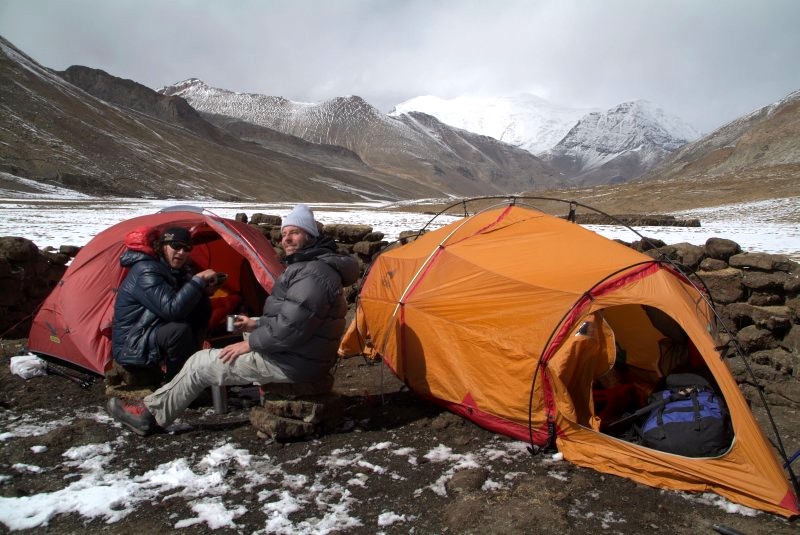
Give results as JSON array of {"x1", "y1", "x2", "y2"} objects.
[{"x1": 340, "y1": 202, "x2": 799, "y2": 518}]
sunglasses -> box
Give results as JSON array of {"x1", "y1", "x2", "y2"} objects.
[{"x1": 168, "y1": 242, "x2": 193, "y2": 253}]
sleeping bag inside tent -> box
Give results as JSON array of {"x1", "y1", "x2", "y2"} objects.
[
  {"x1": 27, "y1": 207, "x2": 284, "y2": 375},
  {"x1": 339, "y1": 202, "x2": 799, "y2": 517}
]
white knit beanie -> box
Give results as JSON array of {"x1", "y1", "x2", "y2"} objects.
[{"x1": 281, "y1": 204, "x2": 319, "y2": 237}]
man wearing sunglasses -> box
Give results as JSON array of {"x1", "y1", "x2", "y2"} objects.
[{"x1": 112, "y1": 226, "x2": 222, "y2": 383}]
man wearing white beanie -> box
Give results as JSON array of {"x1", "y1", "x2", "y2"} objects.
[
  {"x1": 107, "y1": 203, "x2": 360, "y2": 435},
  {"x1": 281, "y1": 203, "x2": 319, "y2": 238}
]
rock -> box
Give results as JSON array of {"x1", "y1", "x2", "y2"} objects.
[
  {"x1": 763, "y1": 380, "x2": 800, "y2": 407},
  {"x1": 253, "y1": 377, "x2": 342, "y2": 441},
  {"x1": 58, "y1": 245, "x2": 81, "y2": 256},
  {"x1": 250, "y1": 391, "x2": 344, "y2": 441},
  {"x1": 694, "y1": 268, "x2": 743, "y2": 304},
  {"x1": 747, "y1": 292, "x2": 784, "y2": 306},
  {"x1": 323, "y1": 224, "x2": 372, "y2": 243},
  {"x1": 249, "y1": 409, "x2": 316, "y2": 440},
  {"x1": 249, "y1": 213, "x2": 282, "y2": 226},
  {"x1": 748, "y1": 348, "x2": 794, "y2": 375},
  {"x1": 736, "y1": 325, "x2": 777, "y2": 353},
  {"x1": 363, "y1": 231, "x2": 385, "y2": 242},
  {"x1": 651, "y1": 242, "x2": 704, "y2": 270},
  {"x1": 729, "y1": 252, "x2": 795, "y2": 272},
  {"x1": 705, "y1": 237, "x2": 741, "y2": 261},
  {"x1": 398, "y1": 230, "x2": 426, "y2": 244},
  {"x1": 785, "y1": 272, "x2": 800, "y2": 293},
  {"x1": 353, "y1": 240, "x2": 387, "y2": 256},
  {"x1": 445, "y1": 468, "x2": 489, "y2": 494},
  {"x1": 724, "y1": 303, "x2": 792, "y2": 334},
  {"x1": 673, "y1": 242, "x2": 705, "y2": 269},
  {"x1": 742, "y1": 271, "x2": 788, "y2": 293},
  {"x1": 787, "y1": 297, "x2": 800, "y2": 322},
  {"x1": 629, "y1": 237, "x2": 666, "y2": 252},
  {"x1": 698, "y1": 258, "x2": 729, "y2": 272},
  {"x1": 0, "y1": 237, "x2": 67, "y2": 336},
  {"x1": 779, "y1": 324, "x2": 800, "y2": 363},
  {"x1": 261, "y1": 394, "x2": 344, "y2": 426},
  {"x1": 0, "y1": 237, "x2": 39, "y2": 262}
]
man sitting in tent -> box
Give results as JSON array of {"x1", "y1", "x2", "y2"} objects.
[
  {"x1": 112, "y1": 226, "x2": 222, "y2": 382},
  {"x1": 106, "y1": 204, "x2": 360, "y2": 436}
]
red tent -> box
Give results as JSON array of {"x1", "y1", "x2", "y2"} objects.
[{"x1": 27, "y1": 207, "x2": 284, "y2": 375}]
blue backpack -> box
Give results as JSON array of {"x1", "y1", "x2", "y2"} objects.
[{"x1": 637, "y1": 373, "x2": 733, "y2": 457}]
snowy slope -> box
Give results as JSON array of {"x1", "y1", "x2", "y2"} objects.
[
  {"x1": 389, "y1": 93, "x2": 594, "y2": 154},
  {"x1": 542, "y1": 100, "x2": 700, "y2": 184},
  {"x1": 389, "y1": 94, "x2": 699, "y2": 184}
]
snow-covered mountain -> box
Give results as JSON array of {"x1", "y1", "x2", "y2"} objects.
[
  {"x1": 160, "y1": 79, "x2": 565, "y2": 195},
  {"x1": 389, "y1": 95, "x2": 700, "y2": 184},
  {"x1": 542, "y1": 100, "x2": 700, "y2": 185},
  {"x1": 389, "y1": 93, "x2": 594, "y2": 155}
]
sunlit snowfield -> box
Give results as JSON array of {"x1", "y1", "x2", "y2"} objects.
[{"x1": 0, "y1": 195, "x2": 798, "y2": 261}]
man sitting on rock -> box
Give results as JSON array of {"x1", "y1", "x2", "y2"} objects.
[
  {"x1": 112, "y1": 226, "x2": 221, "y2": 382},
  {"x1": 107, "y1": 204, "x2": 359, "y2": 436}
]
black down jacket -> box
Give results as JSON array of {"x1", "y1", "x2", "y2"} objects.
[
  {"x1": 112, "y1": 250, "x2": 206, "y2": 367},
  {"x1": 247, "y1": 237, "x2": 359, "y2": 382}
]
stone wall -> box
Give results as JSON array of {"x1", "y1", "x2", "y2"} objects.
[
  {"x1": 1, "y1": 217, "x2": 798, "y2": 407},
  {"x1": 0, "y1": 237, "x2": 72, "y2": 338},
  {"x1": 630, "y1": 236, "x2": 800, "y2": 405}
]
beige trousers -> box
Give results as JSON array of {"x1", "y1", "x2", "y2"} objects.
[{"x1": 144, "y1": 348, "x2": 291, "y2": 426}]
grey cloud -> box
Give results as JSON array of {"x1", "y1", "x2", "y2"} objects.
[{"x1": 1, "y1": 0, "x2": 799, "y2": 132}]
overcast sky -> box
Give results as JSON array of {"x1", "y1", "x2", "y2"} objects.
[{"x1": 2, "y1": 0, "x2": 799, "y2": 133}]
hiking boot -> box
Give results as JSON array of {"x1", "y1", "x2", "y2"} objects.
[{"x1": 106, "y1": 397, "x2": 160, "y2": 436}]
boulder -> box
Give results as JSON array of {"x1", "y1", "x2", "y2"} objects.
[
  {"x1": 651, "y1": 242, "x2": 704, "y2": 270},
  {"x1": 779, "y1": 324, "x2": 800, "y2": 360},
  {"x1": 747, "y1": 292, "x2": 784, "y2": 306},
  {"x1": 698, "y1": 257, "x2": 729, "y2": 272},
  {"x1": 748, "y1": 348, "x2": 794, "y2": 375},
  {"x1": 729, "y1": 252, "x2": 795, "y2": 272},
  {"x1": 323, "y1": 224, "x2": 372, "y2": 244},
  {"x1": 736, "y1": 325, "x2": 777, "y2": 353},
  {"x1": 0, "y1": 237, "x2": 39, "y2": 262},
  {"x1": 742, "y1": 271, "x2": 788, "y2": 293},
  {"x1": 694, "y1": 268, "x2": 743, "y2": 305},
  {"x1": 249, "y1": 213, "x2": 282, "y2": 226},
  {"x1": 705, "y1": 237, "x2": 741, "y2": 261},
  {"x1": 353, "y1": 240, "x2": 388, "y2": 257},
  {"x1": 252, "y1": 376, "x2": 343, "y2": 442}
]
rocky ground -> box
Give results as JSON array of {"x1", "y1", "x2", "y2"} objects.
[{"x1": 1, "y1": 338, "x2": 798, "y2": 534}]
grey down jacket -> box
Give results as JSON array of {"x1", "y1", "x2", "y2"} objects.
[{"x1": 247, "y1": 237, "x2": 359, "y2": 382}]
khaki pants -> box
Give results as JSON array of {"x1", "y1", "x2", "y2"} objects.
[{"x1": 144, "y1": 348, "x2": 291, "y2": 426}]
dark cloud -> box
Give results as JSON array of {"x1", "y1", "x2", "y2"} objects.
[{"x1": 1, "y1": 0, "x2": 799, "y2": 132}]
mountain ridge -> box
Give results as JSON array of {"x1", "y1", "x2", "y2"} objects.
[
  {"x1": 0, "y1": 36, "x2": 442, "y2": 202},
  {"x1": 1, "y1": 34, "x2": 797, "y2": 213},
  {"x1": 160, "y1": 79, "x2": 565, "y2": 195}
]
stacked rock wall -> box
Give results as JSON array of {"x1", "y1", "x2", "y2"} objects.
[
  {"x1": 632, "y1": 236, "x2": 800, "y2": 405},
  {"x1": 1, "y1": 218, "x2": 798, "y2": 407},
  {"x1": 0, "y1": 237, "x2": 72, "y2": 338}
]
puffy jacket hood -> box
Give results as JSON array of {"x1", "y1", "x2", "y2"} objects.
[
  {"x1": 287, "y1": 236, "x2": 359, "y2": 287},
  {"x1": 124, "y1": 226, "x2": 158, "y2": 257}
]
